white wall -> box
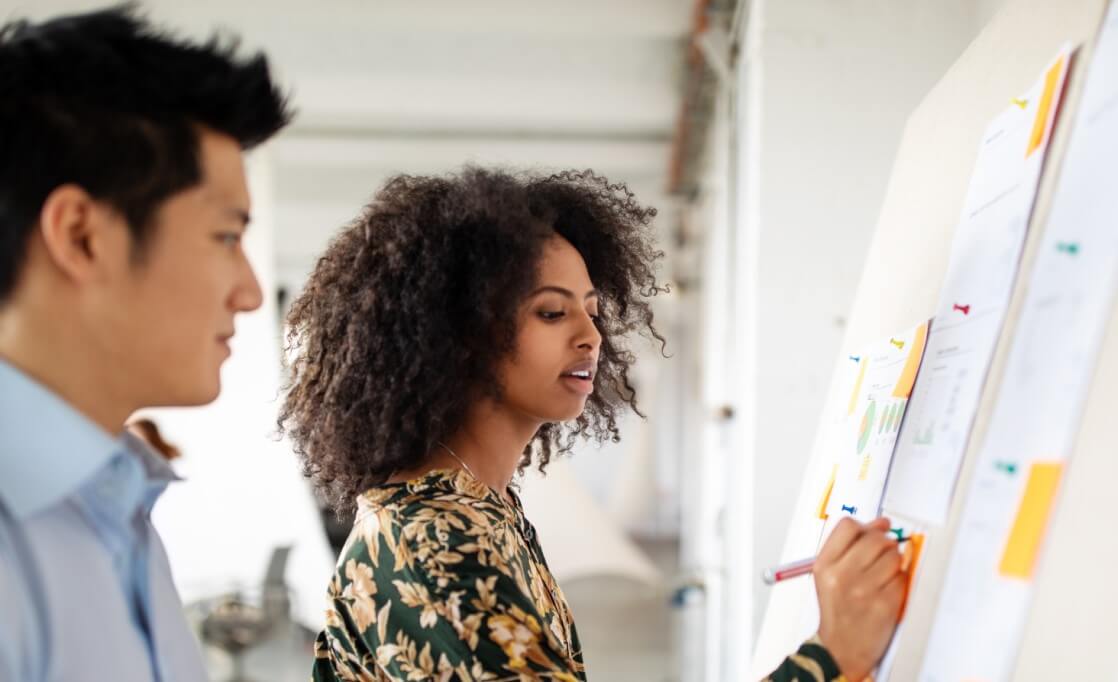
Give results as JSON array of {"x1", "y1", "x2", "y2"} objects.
[
  {"x1": 727, "y1": 0, "x2": 993, "y2": 657},
  {"x1": 977, "y1": 0, "x2": 1013, "y2": 27}
]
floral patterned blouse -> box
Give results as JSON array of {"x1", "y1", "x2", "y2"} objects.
[{"x1": 310, "y1": 469, "x2": 845, "y2": 681}]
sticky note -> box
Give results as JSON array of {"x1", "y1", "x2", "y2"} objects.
[
  {"x1": 998, "y1": 461, "x2": 1064, "y2": 579},
  {"x1": 898, "y1": 533, "x2": 926, "y2": 620},
  {"x1": 892, "y1": 322, "x2": 928, "y2": 398},
  {"x1": 816, "y1": 464, "x2": 838, "y2": 520},
  {"x1": 1026, "y1": 55, "x2": 1066, "y2": 158},
  {"x1": 847, "y1": 358, "x2": 868, "y2": 415},
  {"x1": 857, "y1": 454, "x2": 871, "y2": 481}
]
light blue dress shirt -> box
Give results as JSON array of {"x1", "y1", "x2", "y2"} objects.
[{"x1": 0, "y1": 359, "x2": 209, "y2": 681}]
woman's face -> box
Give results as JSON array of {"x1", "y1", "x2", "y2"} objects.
[{"x1": 496, "y1": 234, "x2": 602, "y2": 423}]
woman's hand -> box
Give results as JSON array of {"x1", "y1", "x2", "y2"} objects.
[{"x1": 814, "y1": 517, "x2": 905, "y2": 681}]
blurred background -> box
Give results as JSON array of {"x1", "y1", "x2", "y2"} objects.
[{"x1": 11, "y1": 1, "x2": 1010, "y2": 679}]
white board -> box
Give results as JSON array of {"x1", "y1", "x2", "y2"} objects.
[{"x1": 753, "y1": 1, "x2": 1114, "y2": 678}]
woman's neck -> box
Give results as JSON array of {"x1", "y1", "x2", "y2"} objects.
[
  {"x1": 392, "y1": 399, "x2": 540, "y2": 499},
  {"x1": 444, "y1": 401, "x2": 541, "y2": 496}
]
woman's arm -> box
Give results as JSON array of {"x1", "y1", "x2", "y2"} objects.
[{"x1": 758, "y1": 517, "x2": 905, "y2": 682}]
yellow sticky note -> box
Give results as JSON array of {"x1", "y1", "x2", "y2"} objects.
[
  {"x1": 999, "y1": 461, "x2": 1064, "y2": 579},
  {"x1": 817, "y1": 464, "x2": 838, "y2": 520},
  {"x1": 892, "y1": 322, "x2": 929, "y2": 398},
  {"x1": 847, "y1": 358, "x2": 867, "y2": 416},
  {"x1": 1026, "y1": 55, "x2": 1066, "y2": 158}
]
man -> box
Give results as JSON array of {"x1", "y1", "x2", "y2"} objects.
[{"x1": 0, "y1": 7, "x2": 290, "y2": 680}]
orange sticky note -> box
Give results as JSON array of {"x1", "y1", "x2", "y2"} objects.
[
  {"x1": 1026, "y1": 55, "x2": 1066, "y2": 158},
  {"x1": 817, "y1": 464, "x2": 838, "y2": 520},
  {"x1": 892, "y1": 322, "x2": 929, "y2": 398},
  {"x1": 999, "y1": 461, "x2": 1064, "y2": 579},
  {"x1": 898, "y1": 533, "x2": 926, "y2": 620}
]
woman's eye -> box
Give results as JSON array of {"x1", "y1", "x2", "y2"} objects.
[{"x1": 539, "y1": 311, "x2": 564, "y2": 321}]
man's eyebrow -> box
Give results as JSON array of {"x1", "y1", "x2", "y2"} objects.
[
  {"x1": 530, "y1": 286, "x2": 600, "y2": 300},
  {"x1": 228, "y1": 208, "x2": 251, "y2": 228}
]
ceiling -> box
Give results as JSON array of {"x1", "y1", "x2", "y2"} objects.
[{"x1": 13, "y1": 0, "x2": 693, "y2": 289}]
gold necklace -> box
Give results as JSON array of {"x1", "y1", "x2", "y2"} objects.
[{"x1": 436, "y1": 441, "x2": 480, "y2": 481}]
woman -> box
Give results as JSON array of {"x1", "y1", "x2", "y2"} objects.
[{"x1": 281, "y1": 167, "x2": 903, "y2": 681}]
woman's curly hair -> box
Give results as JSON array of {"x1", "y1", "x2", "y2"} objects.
[{"x1": 279, "y1": 166, "x2": 667, "y2": 516}]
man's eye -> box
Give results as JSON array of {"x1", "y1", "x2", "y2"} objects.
[{"x1": 215, "y1": 233, "x2": 241, "y2": 247}]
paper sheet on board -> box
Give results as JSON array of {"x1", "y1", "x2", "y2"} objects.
[{"x1": 882, "y1": 46, "x2": 1072, "y2": 526}]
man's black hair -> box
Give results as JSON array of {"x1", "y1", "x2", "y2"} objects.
[{"x1": 0, "y1": 4, "x2": 293, "y2": 300}]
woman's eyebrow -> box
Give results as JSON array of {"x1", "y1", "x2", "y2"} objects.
[{"x1": 530, "y1": 285, "x2": 600, "y2": 300}]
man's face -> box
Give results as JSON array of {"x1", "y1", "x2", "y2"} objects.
[{"x1": 91, "y1": 129, "x2": 263, "y2": 407}]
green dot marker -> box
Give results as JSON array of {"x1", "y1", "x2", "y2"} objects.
[
  {"x1": 1056, "y1": 241, "x2": 1080, "y2": 255},
  {"x1": 995, "y1": 460, "x2": 1018, "y2": 475}
]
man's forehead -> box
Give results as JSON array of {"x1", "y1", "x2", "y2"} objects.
[{"x1": 197, "y1": 132, "x2": 251, "y2": 214}]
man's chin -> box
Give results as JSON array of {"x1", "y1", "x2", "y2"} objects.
[{"x1": 171, "y1": 379, "x2": 223, "y2": 407}]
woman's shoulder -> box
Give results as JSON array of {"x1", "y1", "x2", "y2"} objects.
[
  {"x1": 355, "y1": 468, "x2": 509, "y2": 529},
  {"x1": 336, "y1": 469, "x2": 522, "y2": 587}
]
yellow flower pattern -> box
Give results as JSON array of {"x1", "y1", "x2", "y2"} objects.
[{"x1": 312, "y1": 469, "x2": 585, "y2": 682}]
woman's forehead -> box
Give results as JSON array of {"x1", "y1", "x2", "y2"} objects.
[{"x1": 536, "y1": 235, "x2": 592, "y2": 284}]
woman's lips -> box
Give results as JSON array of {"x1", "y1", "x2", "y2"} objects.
[{"x1": 560, "y1": 374, "x2": 594, "y2": 395}]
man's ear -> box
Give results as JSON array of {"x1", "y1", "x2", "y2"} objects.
[{"x1": 37, "y1": 184, "x2": 127, "y2": 286}]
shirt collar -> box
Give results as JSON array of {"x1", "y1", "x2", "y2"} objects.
[
  {"x1": 0, "y1": 358, "x2": 175, "y2": 519},
  {"x1": 357, "y1": 468, "x2": 524, "y2": 519},
  {"x1": 122, "y1": 430, "x2": 181, "y2": 512},
  {"x1": 75, "y1": 439, "x2": 178, "y2": 536}
]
